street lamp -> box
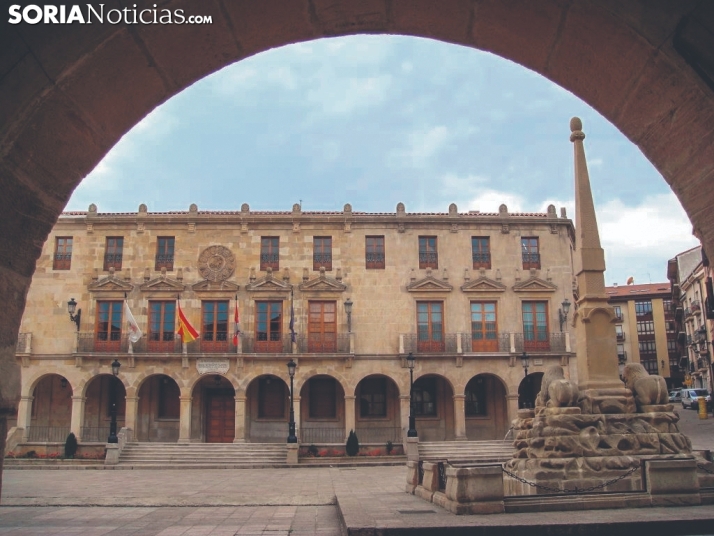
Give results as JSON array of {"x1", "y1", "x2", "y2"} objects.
[
  {"x1": 287, "y1": 358, "x2": 297, "y2": 444},
  {"x1": 558, "y1": 298, "x2": 571, "y2": 332},
  {"x1": 344, "y1": 298, "x2": 353, "y2": 333},
  {"x1": 407, "y1": 352, "x2": 417, "y2": 438},
  {"x1": 108, "y1": 359, "x2": 121, "y2": 444},
  {"x1": 521, "y1": 352, "x2": 530, "y2": 377},
  {"x1": 67, "y1": 298, "x2": 81, "y2": 331}
]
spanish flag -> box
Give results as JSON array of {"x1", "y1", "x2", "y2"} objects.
[{"x1": 176, "y1": 302, "x2": 199, "y2": 343}]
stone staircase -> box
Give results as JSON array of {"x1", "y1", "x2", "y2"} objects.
[
  {"x1": 116, "y1": 442, "x2": 289, "y2": 469},
  {"x1": 418, "y1": 440, "x2": 514, "y2": 463}
]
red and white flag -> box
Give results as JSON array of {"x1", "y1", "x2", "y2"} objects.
[
  {"x1": 232, "y1": 300, "x2": 241, "y2": 346},
  {"x1": 176, "y1": 302, "x2": 199, "y2": 343}
]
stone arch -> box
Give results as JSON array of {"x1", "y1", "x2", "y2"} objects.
[
  {"x1": 23, "y1": 373, "x2": 73, "y2": 442},
  {"x1": 129, "y1": 367, "x2": 188, "y2": 397},
  {"x1": 299, "y1": 373, "x2": 347, "y2": 444},
  {"x1": 135, "y1": 373, "x2": 182, "y2": 443},
  {"x1": 412, "y1": 372, "x2": 455, "y2": 441},
  {"x1": 23, "y1": 371, "x2": 73, "y2": 398},
  {"x1": 81, "y1": 373, "x2": 127, "y2": 441},
  {"x1": 518, "y1": 372, "x2": 545, "y2": 409},
  {"x1": 190, "y1": 374, "x2": 237, "y2": 443},
  {"x1": 294, "y1": 370, "x2": 350, "y2": 398},
  {"x1": 464, "y1": 373, "x2": 509, "y2": 440},
  {"x1": 186, "y1": 373, "x2": 238, "y2": 394},
  {"x1": 244, "y1": 374, "x2": 291, "y2": 443},
  {"x1": 354, "y1": 374, "x2": 402, "y2": 444}
]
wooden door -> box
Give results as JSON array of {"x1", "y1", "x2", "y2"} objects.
[{"x1": 206, "y1": 390, "x2": 235, "y2": 443}]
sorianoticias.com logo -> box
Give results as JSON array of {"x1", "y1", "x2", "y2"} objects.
[{"x1": 8, "y1": 4, "x2": 213, "y2": 25}]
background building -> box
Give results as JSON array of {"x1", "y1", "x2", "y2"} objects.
[
  {"x1": 10, "y1": 201, "x2": 577, "y2": 454},
  {"x1": 605, "y1": 282, "x2": 680, "y2": 388}
]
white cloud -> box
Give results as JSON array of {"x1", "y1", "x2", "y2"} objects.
[
  {"x1": 464, "y1": 189, "x2": 526, "y2": 213},
  {"x1": 439, "y1": 173, "x2": 489, "y2": 199},
  {"x1": 388, "y1": 125, "x2": 449, "y2": 168},
  {"x1": 307, "y1": 74, "x2": 393, "y2": 115}
]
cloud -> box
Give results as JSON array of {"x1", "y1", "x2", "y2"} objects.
[
  {"x1": 307, "y1": 74, "x2": 393, "y2": 115},
  {"x1": 388, "y1": 125, "x2": 449, "y2": 168}
]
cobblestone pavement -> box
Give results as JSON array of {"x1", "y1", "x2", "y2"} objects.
[{"x1": 0, "y1": 409, "x2": 713, "y2": 535}]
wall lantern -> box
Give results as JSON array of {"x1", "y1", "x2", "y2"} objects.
[
  {"x1": 558, "y1": 299, "x2": 571, "y2": 332},
  {"x1": 67, "y1": 298, "x2": 81, "y2": 331}
]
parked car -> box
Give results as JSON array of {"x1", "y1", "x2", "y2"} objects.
[
  {"x1": 669, "y1": 389, "x2": 682, "y2": 403},
  {"x1": 681, "y1": 388, "x2": 709, "y2": 409}
]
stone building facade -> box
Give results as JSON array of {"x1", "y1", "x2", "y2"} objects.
[
  {"x1": 11, "y1": 201, "x2": 577, "y2": 450},
  {"x1": 605, "y1": 282, "x2": 680, "y2": 388}
]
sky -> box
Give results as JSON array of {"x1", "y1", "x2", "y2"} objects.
[{"x1": 66, "y1": 35, "x2": 699, "y2": 287}]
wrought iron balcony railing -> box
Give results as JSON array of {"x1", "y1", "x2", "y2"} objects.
[
  {"x1": 471, "y1": 251, "x2": 491, "y2": 269},
  {"x1": 185, "y1": 337, "x2": 238, "y2": 354},
  {"x1": 296, "y1": 333, "x2": 350, "y2": 354},
  {"x1": 402, "y1": 333, "x2": 458, "y2": 354},
  {"x1": 103, "y1": 253, "x2": 123, "y2": 271},
  {"x1": 240, "y1": 334, "x2": 293, "y2": 354},
  {"x1": 459, "y1": 332, "x2": 510, "y2": 353},
  {"x1": 521, "y1": 252, "x2": 541, "y2": 269},
  {"x1": 77, "y1": 332, "x2": 129, "y2": 353},
  {"x1": 418, "y1": 252, "x2": 438, "y2": 269},
  {"x1": 691, "y1": 300, "x2": 702, "y2": 313},
  {"x1": 260, "y1": 253, "x2": 279, "y2": 271},
  {"x1": 26, "y1": 425, "x2": 71, "y2": 443},
  {"x1": 366, "y1": 252, "x2": 385, "y2": 269},
  {"x1": 514, "y1": 332, "x2": 566, "y2": 353},
  {"x1": 155, "y1": 254, "x2": 174, "y2": 271},
  {"x1": 52, "y1": 253, "x2": 72, "y2": 270},
  {"x1": 616, "y1": 332, "x2": 626, "y2": 342}
]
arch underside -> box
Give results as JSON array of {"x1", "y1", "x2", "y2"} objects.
[{"x1": 1, "y1": 1, "x2": 714, "y2": 416}]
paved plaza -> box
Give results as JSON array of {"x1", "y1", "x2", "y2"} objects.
[{"x1": 1, "y1": 408, "x2": 714, "y2": 535}]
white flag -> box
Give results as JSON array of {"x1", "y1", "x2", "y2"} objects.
[{"x1": 124, "y1": 301, "x2": 143, "y2": 344}]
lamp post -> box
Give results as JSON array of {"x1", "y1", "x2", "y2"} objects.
[
  {"x1": 108, "y1": 358, "x2": 121, "y2": 443},
  {"x1": 521, "y1": 351, "x2": 531, "y2": 409},
  {"x1": 407, "y1": 352, "x2": 417, "y2": 438},
  {"x1": 344, "y1": 298, "x2": 353, "y2": 333},
  {"x1": 558, "y1": 298, "x2": 571, "y2": 332},
  {"x1": 67, "y1": 298, "x2": 81, "y2": 331},
  {"x1": 287, "y1": 358, "x2": 297, "y2": 443}
]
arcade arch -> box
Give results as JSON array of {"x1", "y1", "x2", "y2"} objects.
[
  {"x1": 135, "y1": 374, "x2": 181, "y2": 442},
  {"x1": 464, "y1": 374, "x2": 508, "y2": 440},
  {"x1": 244, "y1": 374, "x2": 290, "y2": 443},
  {"x1": 190, "y1": 375, "x2": 235, "y2": 443}
]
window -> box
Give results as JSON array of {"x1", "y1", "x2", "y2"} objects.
[
  {"x1": 104, "y1": 237, "x2": 123, "y2": 271},
  {"x1": 636, "y1": 321, "x2": 655, "y2": 335},
  {"x1": 418, "y1": 236, "x2": 438, "y2": 269},
  {"x1": 635, "y1": 300, "x2": 653, "y2": 316},
  {"x1": 95, "y1": 301, "x2": 122, "y2": 352},
  {"x1": 255, "y1": 301, "x2": 283, "y2": 352},
  {"x1": 313, "y1": 236, "x2": 332, "y2": 271},
  {"x1": 413, "y1": 377, "x2": 437, "y2": 416},
  {"x1": 471, "y1": 302, "x2": 498, "y2": 352},
  {"x1": 258, "y1": 376, "x2": 285, "y2": 419},
  {"x1": 365, "y1": 236, "x2": 385, "y2": 269},
  {"x1": 158, "y1": 378, "x2": 180, "y2": 419},
  {"x1": 471, "y1": 237, "x2": 491, "y2": 269},
  {"x1": 613, "y1": 305, "x2": 623, "y2": 321},
  {"x1": 521, "y1": 237, "x2": 540, "y2": 270},
  {"x1": 465, "y1": 377, "x2": 487, "y2": 416},
  {"x1": 615, "y1": 324, "x2": 625, "y2": 341},
  {"x1": 309, "y1": 377, "x2": 336, "y2": 418},
  {"x1": 522, "y1": 301, "x2": 549, "y2": 350},
  {"x1": 308, "y1": 301, "x2": 336, "y2": 352},
  {"x1": 617, "y1": 344, "x2": 626, "y2": 362},
  {"x1": 148, "y1": 301, "x2": 176, "y2": 352},
  {"x1": 260, "y1": 237, "x2": 279, "y2": 271},
  {"x1": 417, "y1": 301, "x2": 444, "y2": 352},
  {"x1": 155, "y1": 236, "x2": 175, "y2": 271},
  {"x1": 201, "y1": 300, "x2": 229, "y2": 352},
  {"x1": 53, "y1": 237, "x2": 73, "y2": 270},
  {"x1": 359, "y1": 377, "x2": 386, "y2": 418}
]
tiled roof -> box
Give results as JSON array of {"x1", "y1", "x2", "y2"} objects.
[{"x1": 605, "y1": 282, "x2": 671, "y2": 298}]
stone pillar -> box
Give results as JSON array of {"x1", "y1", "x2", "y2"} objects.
[
  {"x1": 234, "y1": 394, "x2": 246, "y2": 443},
  {"x1": 453, "y1": 394, "x2": 466, "y2": 440},
  {"x1": 293, "y1": 395, "x2": 301, "y2": 441},
  {"x1": 69, "y1": 395, "x2": 86, "y2": 441},
  {"x1": 399, "y1": 394, "x2": 410, "y2": 443},
  {"x1": 344, "y1": 395, "x2": 356, "y2": 440},
  {"x1": 123, "y1": 396, "x2": 139, "y2": 437},
  {"x1": 16, "y1": 395, "x2": 33, "y2": 442},
  {"x1": 506, "y1": 394, "x2": 520, "y2": 426},
  {"x1": 570, "y1": 117, "x2": 622, "y2": 392},
  {"x1": 178, "y1": 395, "x2": 192, "y2": 443}
]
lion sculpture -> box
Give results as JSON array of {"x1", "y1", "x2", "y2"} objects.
[
  {"x1": 535, "y1": 365, "x2": 579, "y2": 408},
  {"x1": 622, "y1": 362, "x2": 668, "y2": 408}
]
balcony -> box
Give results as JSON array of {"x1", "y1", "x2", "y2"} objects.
[
  {"x1": 52, "y1": 253, "x2": 71, "y2": 270},
  {"x1": 260, "y1": 253, "x2": 279, "y2": 271},
  {"x1": 402, "y1": 333, "x2": 458, "y2": 354},
  {"x1": 313, "y1": 253, "x2": 332, "y2": 271},
  {"x1": 514, "y1": 332, "x2": 566, "y2": 353},
  {"x1": 691, "y1": 301, "x2": 702, "y2": 314},
  {"x1": 618, "y1": 351, "x2": 628, "y2": 364},
  {"x1": 77, "y1": 332, "x2": 129, "y2": 353},
  {"x1": 471, "y1": 251, "x2": 491, "y2": 269},
  {"x1": 684, "y1": 308, "x2": 694, "y2": 321},
  {"x1": 185, "y1": 338, "x2": 238, "y2": 354},
  {"x1": 614, "y1": 312, "x2": 624, "y2": 323},
  {"x1": 103, "y1": 253, "x2": 123, "y2": 271},
  {"x1": 521, "y1": 252, "x2": 541, "y2": 270},
  {"x1": 297, "y1": 333, "x2": 351, "y2": 354},
  {"x1": 419, "y1": 252, "x2": 438, "y2": 270},
  {"x1": 240, "y1": 334, "x2": 293, "y2": 354},
  {"x1": 366, "y1": 252, "x2": 385, "y2": 269},
  {"x1": 460, "y1": 332, "x2": 510, "y2": 353},
  {"x1": 616, "y1": 331, "x2": 625, "y2": 342},
  {"x1": 155, "y1": 253, "x2": 174, "y2": 271},
  {"x1": 16, "y1": 332, "x2": 31, "y2": 354}
]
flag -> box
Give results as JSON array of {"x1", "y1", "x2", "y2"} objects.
[
  {"x1": 176, "y1": 302, "x2": 199, "y2": 343},
  {"x1": 232, "y1": 300, "x2": 241, "y2": 346},
  {"x1": 124, "y1": 300, "x2": 142, "y2": 344},
  {"x1": 289, "y1": 290, "x2": 296, "y2": 343}
]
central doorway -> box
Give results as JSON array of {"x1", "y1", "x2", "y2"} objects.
[{"x1": 206, "y1": 388, "x2": 235, "y2": 443}]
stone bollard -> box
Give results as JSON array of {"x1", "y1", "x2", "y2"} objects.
[
  {"x1": 406, "y1": 436, "x2": 419, "y2": 462},
  {"x1": 104, "y1": 443, "x2": 120, "y2": 465},
  {"x1": 287, "y1": 443, "x2": 298, "y2": 465},
  {"x1": 645, "y1": 458, "x2": 700, "y2": 506},
  {"x1": 415, "y1": 461, "x2": 441, "y2": 502},
  {"x1": 433, "y1": 463, "x2": 505, "y2": 515},
  {"x1": 406, "y1": 461, "x2": 419, "y2": 494}
]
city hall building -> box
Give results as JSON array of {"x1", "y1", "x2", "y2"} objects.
[{"x1": 9, "y1": 201, "x2": 577, "y2": 452}]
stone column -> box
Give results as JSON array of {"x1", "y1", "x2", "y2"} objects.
[
  {"x1": 344, "y1": 395, "x2": 356, "y2": 440},
  {"x1": 16, "y1": 395, "x2": 33, "y2": 442},
  {"x1": 178, "y1": 395, "x2": 192, "y2": 443},
  {"x1": 399, "y1": 394, "x2": 411, "y2": 443},
  {"x1": 123, "y1": 396, "x2": 139, "y2": 437},
  {"x1": 234, "y1": 394, "x2": 246, "y2": 443},
  {"x1": 570, "y1": 117, "x2": 622, "y2": 392},
  {"x1": 293, "y1": 395, "x2": 301, "y2": 441},
  {"x1": 69, "y1": 395, "x2": 86, "y2": 441},
  {"x1": 453, "y1": 394, "x2": 466, "y2": 440}
]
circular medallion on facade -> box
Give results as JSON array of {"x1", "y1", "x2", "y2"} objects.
[{"x1": 198, "y1": 245, "x2": 236, "y2": 282}]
